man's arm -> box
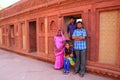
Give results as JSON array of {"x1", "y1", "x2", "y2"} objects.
[
  {"x1": 72, "y1": 36, "x2": 86, "y2": 41},
  {"x1": 72, "y1": 29, "x2": 87, "y2": 41}
]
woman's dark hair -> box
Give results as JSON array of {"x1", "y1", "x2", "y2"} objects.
[{"x1": 58, "y1": 29, "x2": 61, "y2": 31}]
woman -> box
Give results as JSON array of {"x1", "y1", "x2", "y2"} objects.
[{"x1": 54, "y1": 30, "x2": 65, "y2": 69}]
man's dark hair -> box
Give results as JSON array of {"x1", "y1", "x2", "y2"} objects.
[
  {"x1": 77, "y1": 21, "x2": 84, "y2": 28},
  {"x1": 77, "y1": 21, "x2": 83, "y2": 25},
  {"x1": 70, "y1": 16, "x2": 75, "y2": 20}
]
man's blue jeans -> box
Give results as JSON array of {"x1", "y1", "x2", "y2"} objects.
[{"x1": 75, "y1": 49, "x2": 86, "y2": 74}]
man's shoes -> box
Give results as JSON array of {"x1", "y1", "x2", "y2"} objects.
[
  {"x1": 75, "y1": 71, "x2": 79, "y2": 74},
  {"x1": 80, "y1": 74, "x2": 84, "y2": 77},
  {"x1": 73, "y1": 71, "x2": 78, "y2": 75}
]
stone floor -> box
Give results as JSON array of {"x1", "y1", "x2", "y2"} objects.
[{"x1": 0, "y1": 49, "x2": 114, "y2": 80}]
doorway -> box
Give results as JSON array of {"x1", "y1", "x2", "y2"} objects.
[
  {"x1": 10, "y1": 25, "x2": 15, "y2": 48},
  {"x1": 63, "y1": 14, "x2": 82, "y2": 40},
  {"x1": 29, "y1": 21, "x2": 37, "y2": 53}
]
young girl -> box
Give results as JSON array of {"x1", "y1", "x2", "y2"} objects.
[{"x1": 64, "y1": 42, "x2": 75, "y2": 73}]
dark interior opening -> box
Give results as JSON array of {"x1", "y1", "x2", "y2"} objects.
[
  {"x1": 10, "y1": 25, "x2": 15, "y2": 48},
  {"x1": 63, "y1": 14, "x2": 82, "y2": 40},
  {"x1": 29, "y1": 21, "x2": 37, "y2": 53}
]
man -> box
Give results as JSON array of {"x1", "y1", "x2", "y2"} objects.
[
  {"x1": 67, "y1": 17, "x2": 77, "y2": 58},
  {"x1": 67, "y1": 16, "x2": 77, "y2": 40},
  {"x1": 72, "y1": 21, "x2": 87, "y2": 77}
]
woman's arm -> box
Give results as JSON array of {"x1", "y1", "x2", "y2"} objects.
[{"x1": 64, "y1": 52, "x2": 66, "y2": 58}]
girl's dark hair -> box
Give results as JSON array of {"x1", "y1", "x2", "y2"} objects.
[
  {"x1": 65, "y1": 42, "x2": 71, "y2": 56},
  {"x1": 65, "y1": 42, "x2": 69, "y2": 45}
]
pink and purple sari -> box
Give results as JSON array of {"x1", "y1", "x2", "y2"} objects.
[{"x1": 54, "y1": 30, "x2": 65, "y2": 69}]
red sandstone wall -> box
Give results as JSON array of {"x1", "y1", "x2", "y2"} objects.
[{"x1": 0, "y1": 0, "x2": 120, "y2": 78}]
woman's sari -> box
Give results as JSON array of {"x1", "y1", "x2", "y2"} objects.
[{"x1": 54, "y1": 30, "x2": 65, "y2": 69}]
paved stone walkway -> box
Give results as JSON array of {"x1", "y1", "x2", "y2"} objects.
[{"x1": 0, "y1": 49, "x2": 114, "y2": 80}]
